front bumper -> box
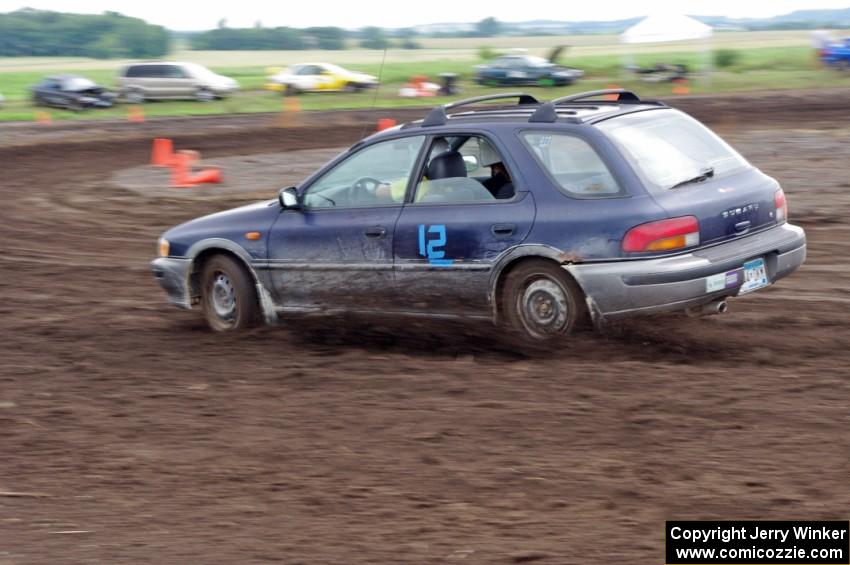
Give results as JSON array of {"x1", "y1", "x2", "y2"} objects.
[
  {"x1": 566, "y1": 223, "x2": 806, "y2": 321},
  {"x1": 151, "y1": 257, "x2": 193, "y2": 309}
]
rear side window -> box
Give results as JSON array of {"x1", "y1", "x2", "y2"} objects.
[{"x1": 521, "y1": 132, "x2": 623, "y2": 198}]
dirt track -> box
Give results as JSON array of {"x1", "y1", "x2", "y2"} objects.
[{"x1": 1, "y1": 91, "x2": 850, "y2": 564}]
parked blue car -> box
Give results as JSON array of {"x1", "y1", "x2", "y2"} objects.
[
  {"x1": 152, "y1": 90, "x2": 806, "y2": 340},
  {"x1": 822, "y1": 38, "x2": 850, "y2": 68}
]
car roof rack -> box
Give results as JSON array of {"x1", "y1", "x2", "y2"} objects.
[
  {"x1": 529, "y1": 89, "x2": 652, "y2": 123},
  {"x1": 422, "y1": 92, "x2": 539, "y2": 127},
  {"x1": 551, "y1": 89, "x2": 642, "y2": 104}
]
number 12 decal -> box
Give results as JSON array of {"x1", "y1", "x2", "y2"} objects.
[{"x1": 418, "y1": 224, "x2": 454, "y2": 267}]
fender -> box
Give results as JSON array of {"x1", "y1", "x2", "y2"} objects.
[
  {"x1": 185, "y1": 238, "x2": 278, "y2": 325},
  {"x1": 486, "y1": 243, "x2": 580, "y2": 319}
]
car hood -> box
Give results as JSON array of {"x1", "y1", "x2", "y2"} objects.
[{"x1": 163, "y1": 200, "x2": 279, "y2": 257}]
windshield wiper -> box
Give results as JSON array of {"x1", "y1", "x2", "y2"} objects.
[{"x1": 670, "y1": 167, "x2": 714, "y2": 189}]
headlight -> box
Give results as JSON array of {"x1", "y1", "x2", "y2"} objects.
[{"x1": 158, "y1": 238, "x2": 170, "y2": 257}]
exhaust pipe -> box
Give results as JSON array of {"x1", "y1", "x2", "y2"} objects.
[{"x1": 686, "y1": 300, "x2": 728, "y2": 318}]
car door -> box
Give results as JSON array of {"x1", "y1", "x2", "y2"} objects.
[
  {"x1": 266, "y1": 134, "x2": 427, "y2": 312},
  {"x1": 298, "y1": 65, "x2": 323, "y2": 91},
  {"x1": 162, "y1": 65, "x2": 194, "y2": 98},
  {"x1": 393, "y1": 133, "x2": 536, "y2": 316},
  {"x1": 40, "y1": 79, "x2": 63, "y2": 107},
  {"x1": 313, "y1": 65, "x2": 337, "y2": 91}
]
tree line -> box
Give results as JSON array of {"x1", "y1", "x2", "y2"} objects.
[
  {"x1": 188, "y1": 23, "x2": 426, "y2": 51},
  {"x1": 0, "y1": 9, "x2": 170, "y2": 58}
]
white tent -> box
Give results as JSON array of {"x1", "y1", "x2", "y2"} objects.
[
  {"x1": 620, "y1": 14, "x2": 714, "y2": 82},
  {"x1": 622, "y1": 13, "x2": 712, "y2": 45}
]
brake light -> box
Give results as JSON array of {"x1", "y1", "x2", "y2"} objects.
[
  {"x1": 774, "y1": 189, "x2": 787, "y2": 223},
  {"x1": 623, "y1": 216, "x2": 700, "y2": 253}
]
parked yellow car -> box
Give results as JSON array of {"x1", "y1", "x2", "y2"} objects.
[{"x1": 265, "y1": 63, "x2": 377, "y2": 94}]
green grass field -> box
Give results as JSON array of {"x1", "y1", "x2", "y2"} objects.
[{"x1": 0, "y1": 30, "x2": 845, "y2": 122}]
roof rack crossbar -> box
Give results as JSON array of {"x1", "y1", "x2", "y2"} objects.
[
  {"x1": 421, "y1": 92, "x2": 539, "y2": 127},
  {"x1": 550, "y1": 89, "x2": 641, "y2": 104},
  {"x1": 530, "y1": 89, "x2": 651, "y2": 123}
]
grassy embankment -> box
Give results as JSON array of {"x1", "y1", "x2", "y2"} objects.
[{"x1": 0, "y1": 31, "x2": 843, "y2": 122}]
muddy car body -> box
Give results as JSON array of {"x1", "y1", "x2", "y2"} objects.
[
  {"x1": 152, "y1": 90, "x2": 806, "y2": 339},
  {"x1": 31, "y1": 75, "x2": 116, "y2": 110}
]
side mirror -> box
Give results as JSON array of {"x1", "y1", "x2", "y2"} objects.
[
  {"x1": 463, "y1": 155, "x2": 479, "y2": 173},
  {"x1": 278, "y1": 186, "x2": 301, "y2": 210}
]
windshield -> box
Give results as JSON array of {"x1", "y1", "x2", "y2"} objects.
[
  {"x1": 597, "y1": 109, "x2": 750, "y2": 193},
  {"x1": 63, "y1": 77, "x2": 97, "y2": 91}
]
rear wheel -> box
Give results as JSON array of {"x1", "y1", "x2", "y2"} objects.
[
  {"x1": 501, "y1": 260, "x2": 585, "y2": 341},
  {"x1": 200, "y1": 255, "x2": 260, "y2": 331}
]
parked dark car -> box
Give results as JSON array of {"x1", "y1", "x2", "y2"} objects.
[
  {"x1": 152, "y1": 90, "x2": 806, "y2": 341},
  {"x1": 475, "y1": 48, "x2": 584, "y2": 87},
  {"x1": 32, "y1": 75, "x2": 116, "y2": 110}
]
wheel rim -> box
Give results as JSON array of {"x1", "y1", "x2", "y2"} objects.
[
  {"x1": 210, "y1": 271, "x2": 237, "y2": 322},
  {"x1": 197, "y1": 89, "x2": 214, "y2": 102},
  {"x1": 517, "y1": 277, "x2": 569, "y2": 338}
]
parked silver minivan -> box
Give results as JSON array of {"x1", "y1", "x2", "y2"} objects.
[{"x1": 117, "y1": 62, "x2": 239, "y2": 103}]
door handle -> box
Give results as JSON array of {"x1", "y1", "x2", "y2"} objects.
[
  {"x1": 491, "y1": 223, "x2": 516, "y2": 237},
  {"x1": 364, "y1": 226, "x2": 387, "y2": 239},
  {"x1": 734, "y1": 220, "x2": 751, "y2": 232}
]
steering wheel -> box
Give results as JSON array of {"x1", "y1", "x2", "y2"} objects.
[{"x1": 352, "y1": 176, "x2": 383, "y2": 204}]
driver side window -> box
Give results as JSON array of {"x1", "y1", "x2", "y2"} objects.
[{"x1": 303, "y1": 135, "x2": 425, "y2": 209}]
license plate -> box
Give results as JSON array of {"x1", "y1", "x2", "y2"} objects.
[{"x1": 739, "y1": 257, "x2": 769, "y2": 294}]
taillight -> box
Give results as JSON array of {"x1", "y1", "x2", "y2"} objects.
[
  {"x1": 623, "y1": 216, "x2": 700, "y2": 253},
  {"x1": 774, "y1": 189, "x2": 787, "y2": 223}
]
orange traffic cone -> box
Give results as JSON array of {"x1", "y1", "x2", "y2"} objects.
[
  {"x1": 187, "y1": 167, "x2": 223, "y2": 185},
  {"x1": 35, "y1": 110, "x2": 52, "y2": 125},
  {"x1": 170, "y1": 151, "x2": 196, "y2": 188},
  {"x1": 377, "y1": 118, "x2": 397, "y2": 132},
  {"x1": 672, "y1": 78, "x2": 690, "y2": 95},
  {"x1": 151, "y1": 138, "x2": 174, "y2": 166},
  {"x1": 128, "y1": 105, "x2": 145, "y2": 123}
]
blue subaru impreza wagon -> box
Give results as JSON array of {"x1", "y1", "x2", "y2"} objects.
[{"x1": 152, "y1": 90, "x2": 806, "y2": 340}]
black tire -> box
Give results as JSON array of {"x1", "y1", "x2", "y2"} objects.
[
  {"x1": 196, "y1": 87, "x2": 214, "y2": 102},
  {"x1": 501, "y1": 260, "x2": 586, "y2": 341},
  {"x1": 285, "y1": 84, "x2": 300, "y2": 96},
  {"x1": 343, "y1": 82, "x2": 359, "y2": 93},
  {"x1": 200, "y1": 255, "x2": 260, "y2": 332}
]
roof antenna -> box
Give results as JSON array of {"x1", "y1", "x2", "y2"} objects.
[{"x1": 357, "y1": 46, "x2": 389, "y2": 142}]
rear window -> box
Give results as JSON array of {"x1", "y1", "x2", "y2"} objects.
[
  {"x1": 521, "y1": 132, "x2": 623, "y2": 198},
  {"x1": 597, "y1": 109, "x2": 750, "y2": 193}
]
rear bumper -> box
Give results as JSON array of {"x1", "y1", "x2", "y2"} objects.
[
  {"x1": 151, "y1": 257, "x2": 193, "y2": 309},
  {"x1": 566, "y1": 223, "x2": 806, "y2": 321}
]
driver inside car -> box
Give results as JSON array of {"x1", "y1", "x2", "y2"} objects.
[{"x1": 479, "y1": 140, "x2": 515, "y2": 199}]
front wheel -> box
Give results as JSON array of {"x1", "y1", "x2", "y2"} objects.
[
  {"x1": 200, "y1": 255, "x2": 260, "y2": 331},
  {"x1": 501, "y1": 260, "x2": 585, "y2": 341}
]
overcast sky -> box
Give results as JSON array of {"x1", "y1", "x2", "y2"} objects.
[{"x1": 2, "y1": 0, "x2": 849, "y2": 29}]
